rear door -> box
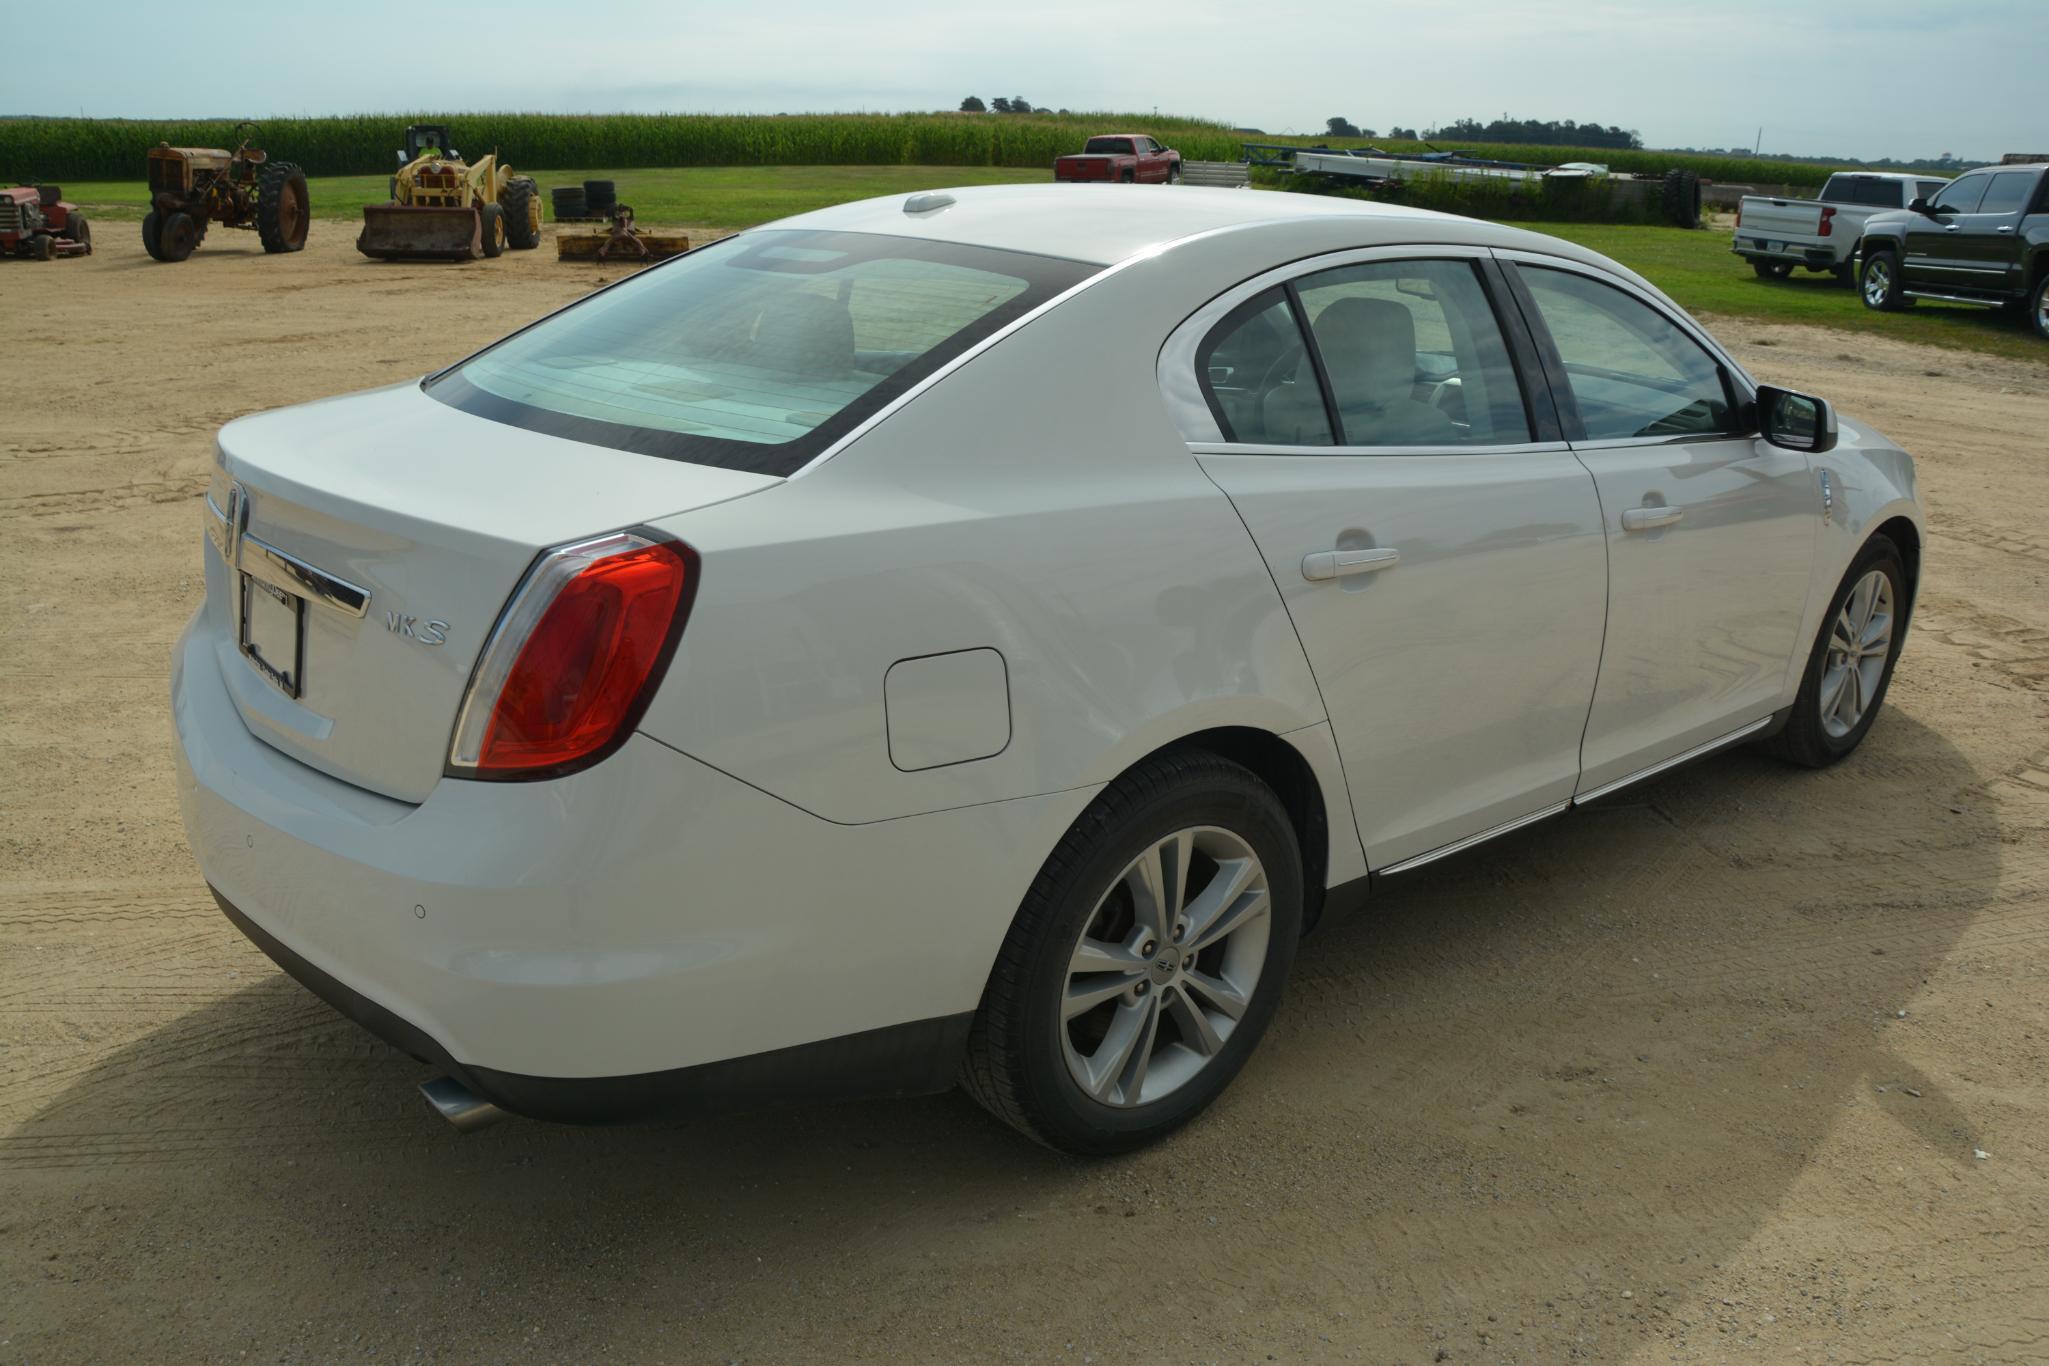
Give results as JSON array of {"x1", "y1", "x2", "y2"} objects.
[
  {"x1": 1176, "y1": 248, "x2": 1609, "y2": 870},
  {"x1": 1500, "y1": 254, "x2": 1818, "y2": 796}
]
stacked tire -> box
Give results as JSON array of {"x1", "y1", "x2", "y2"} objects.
[
  {"x1": 550, "y1": 185, "x2": 587, "y2": 220},
  {"x1": 1662, "y1": 168, "x2": 1702, "y2": 229},
  {"x1": 583, "y1": 180, "x2": 617, "y2": 215}
]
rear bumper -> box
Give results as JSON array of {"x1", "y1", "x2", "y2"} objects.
[
  {"x1": 211, "y1": 884, "x2": 969, "y2": 1123},
  {"x1": 1732, "y1": 240, "x2": 1842, "y2": 268},
  {"x1": 173, "y1": 606, "x2": 1093, "y2": 1118}
]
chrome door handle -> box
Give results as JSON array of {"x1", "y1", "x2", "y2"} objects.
[
  {"x1": 1943, "y1": 225, "x2": 1960, "y2": 232},
  {"x1": 1302, "y1": 547, "x2": 1400, "y2": 581},
  {"x1": 1997, "y1": 225, "x2": 2015, "y2": 233},
  {"x1": 1621, "y1": 506, "x2": 1683, "y2": 533}
]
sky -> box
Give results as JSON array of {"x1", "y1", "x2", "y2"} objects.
[{"x1": 15, "y1": 0, "x2": 2047, "y2": 163}]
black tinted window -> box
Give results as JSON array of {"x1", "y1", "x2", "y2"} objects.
[
  {"x1": 1518, "y1": 267, "x2": 1733, "y2": 443},
  {"x1": 1977, "y1": 172, "x2": 2032, "y2": 214},
  {"x1": 1930, "y1": 176, "x2": 1988, "y2": 213},
  {"x1": 1822, "y1": 176, "x2": 1903, "y2": 206},
  {"x1": 1084, "y1": 138, "x2": 1135, "y2": 155}
]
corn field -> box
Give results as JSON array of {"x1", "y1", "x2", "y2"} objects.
[{"x1": 0, "y1": 111, "x2": 1849, "y2": 188}]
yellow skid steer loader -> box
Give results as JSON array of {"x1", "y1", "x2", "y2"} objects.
[{"x1": 358, "y1": 124, "x2": 541, "y2": 261}]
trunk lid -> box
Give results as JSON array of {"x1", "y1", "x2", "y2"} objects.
[{"x1": 209, "y1": 381, "x2": 777, "y2": 803}]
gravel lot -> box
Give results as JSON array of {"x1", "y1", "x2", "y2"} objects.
[{"x1": 3, "y1": 229, "x2": 2045, "y2": 1363}]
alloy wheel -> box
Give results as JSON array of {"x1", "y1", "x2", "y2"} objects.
[
  {"x1": 1060, "y1": 826, "x2": 1270, "y2": 1107},
  {"x1": 1820, "y1": 569, "x2": 1894, "y2": 738},
  {"x1": 1863, "y1": 259, "x2": 1892, "y2": 307}
]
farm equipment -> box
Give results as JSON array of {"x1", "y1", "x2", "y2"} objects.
[
  {"x1": 1, "y1": 184, "x2": 91, "y2": 260},
  {"x1": 555, "y1": 204, "x2": 688, "y2": 264},
  {"x1": 357, "y1": 124, "x2": 541, "y2": 262},
  {"x1": 143, "y1": 123, "x2": 309, "y2": 262}
]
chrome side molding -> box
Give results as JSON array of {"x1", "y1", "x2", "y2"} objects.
[
  {"x1": 1379, "y1": 801, "x2": 1571, "y2": 876},
  {"x1": 1572, "y1": 715, "x2": 1774, "y2": 806}
]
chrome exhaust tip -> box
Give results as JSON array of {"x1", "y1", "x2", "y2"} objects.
[{"x1": 419, "y1": 1076, "x2": 505, "y2": 1133}]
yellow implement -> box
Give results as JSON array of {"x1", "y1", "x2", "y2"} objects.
[{"x1": 357, "y1": 123, "x2": 540, "y2": 262}]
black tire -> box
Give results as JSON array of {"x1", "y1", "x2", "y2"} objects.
[
  {"x1": 1166, "y1": 163, "x2": 1182, "y2": 184},
  {"x1": 1860, "y1": 249, "x2": 1909, "y2": 310},
  {"x1": 1761, "y1": 537, "x2": 1908, "y2": 769},
  {"x1": 961, "y1": 750, "x2": 1304, "y2": 1155},
  {"x1": 2029, "y1": 271, "x2": 2049, "y2": 341},
  {"x1": 1832, "y1": 261, "x2": 1856, "y2": 287},
  {"x1": 550, "y1": 186, "x2": 586, "y2": 219},
  {"x1": 1662, "y1": 167, "x2": 1701, "y2": 228},
  {"x1": 62, "y1": 212, "x2": 90, "y2": 253},
  {"x1": 256, "y1": 161, "x2": 310, "y2": 253},
  {"x1": 1120, "y1": 169, "x2": 1136, "y2": 183},
  {"x1": 478, "y1": 202, "x2": 504, "y2": 258},
  {"x1": 1752, "y1": 260, "x2": 1791, "y2": 279},
  {"x1": 158, "y1": 210, "x2": 201, "y2": 262},
  {"x1": 582, "y1": 179, "x2": 616, "y2": 211},
  {"x1": 32, "y1": 233, "x2": 54, "y2": 261},
  {"x1": 141, "y1": 210, "x2": 165, "y2": 261},
  {"x1": 500, "y1": 176, "x2": 540, "y2": 250}
]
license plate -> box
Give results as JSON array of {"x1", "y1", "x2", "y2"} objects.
[{"x1": 240, "y1": 574, "x2": 305, "y2": 698}]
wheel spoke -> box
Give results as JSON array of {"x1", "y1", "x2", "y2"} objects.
[
  {"x1": 1086, "y1": 996, "x2": 1161, "y2": 1102},
  {"x1": 1183, "y1": 968, "x2": 1250, "y2": 1022},
  {"x1": 1821, "y1": 663, "x2": 1853, "y2": 726},
  {"x1": 1064, "y1": 968, "x2": 1141, "y2": 1020},
  {"x1": 1180, "y1": 855, "x2": 1258, "y2": 944},
  {"x1": 1848, "y1": 575, "x2": 1876, "y2": 635},
  {"x1": 1127, "y1": 833, "x2": 1190, "y2": 943},
  {"x1": 1845, "y1": 654, "x2": 1867, "y2": 719},
  {"x1": 1070, "y1": 934, "x2": 1144, "y2": 977},
  {"x1": 1166, "y1": 987, "x2": 1224, "y2": 1057},
  {"x1": 1830, "y1": 612, "x2": 1858, "y2": 656},
  {"x1": 1861, "y1": 608, "x2": 1892, "y2": 652},
  {"x1": 1189, "y1": 887, "x2": 1269, "y2": 953}
]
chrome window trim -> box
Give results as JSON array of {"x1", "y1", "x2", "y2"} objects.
[
  {"x1": 1158, "y1": 243, "x2": 1504, "y2": 447},
  {"x1": 1489, "y1": 246, "x2": 1760, "y2": 401},
  {"x1": 1190, "y1": 439, "x2": 1573, "y2": 459}
]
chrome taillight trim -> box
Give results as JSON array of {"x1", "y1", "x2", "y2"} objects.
[{"x1": 445, "y1": 531, "x2": 659, "y2": 771}]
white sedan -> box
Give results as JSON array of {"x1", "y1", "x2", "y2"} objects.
[{"x1": 174, "y1": 185, "x2": 1922, "y2": 1153}]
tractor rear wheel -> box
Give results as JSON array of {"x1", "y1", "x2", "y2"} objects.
[
  {"x1": 257, "y1": 162, "x2": 310, "y2": 253},
  {"x1": 64, "y1": 213, "x2": 92, "y2": 254},
  {"x1": 159, "y1": 211, "x2": 201, "y2": 262},
  {"x1": 478, "y1": 202, "x2": 505, "y2": 258},
  {"x1": 501, "y1": 177, "x2": 541, "y2": 250},
  {"x1": 141, "y1": 210, "x2": 165, "y2": 261}
]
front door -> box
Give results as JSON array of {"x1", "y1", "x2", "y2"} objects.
[
  {"x1": 1904, "y1": 172, "x2": 1989, "y2": 287},
  {"x1": 1504, "y1": 258, "x2": 1819, "y2": 794},
  {"x1": 1189, "y1": 252, "x2": 1608, "y2": 869}
]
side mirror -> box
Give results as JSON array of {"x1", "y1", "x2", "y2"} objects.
[
  {"x1": 1907, "y1": 197, "x2": 1929, "y2": 213},
  {"x1": 1757, "y1": 385, "x2": 1838, "y2": 454}
]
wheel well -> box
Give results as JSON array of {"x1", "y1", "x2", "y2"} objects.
[
  {"x1": 1873, "y1": 515, "x2": 1921, "y2": 622},
  {"x1": 1153, "y1": 727, "x2": 1332, "y2": 931}
]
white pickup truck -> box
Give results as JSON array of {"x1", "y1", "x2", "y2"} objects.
[{"x1": 1734, "y1": 171, "x2": 1949, "y2": 284}]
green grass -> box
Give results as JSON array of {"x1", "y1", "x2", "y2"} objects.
[
  {"x1": 1519, "y1": 220, "x2": 2045, "y2": 364},
  {"x1": 59, "y1": 164, "x2": 1049, "y2": 229}
]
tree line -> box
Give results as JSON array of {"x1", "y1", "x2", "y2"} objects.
[{"x1": 1323, "y1": 115, "x2": 1640, "y2": 149}]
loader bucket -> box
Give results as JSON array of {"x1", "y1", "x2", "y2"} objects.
[{"x1": 356, "y1": 203, "x2": 482, "y2": 261}]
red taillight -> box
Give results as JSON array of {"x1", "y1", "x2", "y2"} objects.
[
  {"x1": 1818, "y1": 205, "x2": 1836, "y2": 237},
  {"x1": 448, "y1": 531, "x2": 696, "y2": 780}
]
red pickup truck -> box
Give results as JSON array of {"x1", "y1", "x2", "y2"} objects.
[{"x1": 1053, "y1": 134, "x2": 1182, "y2": 184}]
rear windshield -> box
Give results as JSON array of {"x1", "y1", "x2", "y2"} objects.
[
  {"x1": 1820, "y1": 176, "x2": 1908, "y2": 207},
  {"x1": 1085, "y1": 138, "x2": 1136, "y2": 155},
  {"x1": 427, "y1": 229, "x2": 1095, "y2": 475}
]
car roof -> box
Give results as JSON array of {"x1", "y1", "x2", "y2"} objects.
[{"x1": 768, "y1": 183, "x2": 1623, "y2": 270}]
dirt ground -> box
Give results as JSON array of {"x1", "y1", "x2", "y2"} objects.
[{"x1": 3, "y1": 227, "x2": 2046, "y2": 1365}]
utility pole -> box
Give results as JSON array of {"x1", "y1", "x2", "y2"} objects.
[{"x1": 1755, "y1": 126, "x2": 1763, "y2": 155}]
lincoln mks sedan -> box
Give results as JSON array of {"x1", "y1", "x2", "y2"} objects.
[{"x1": 175, "y1": 185, "x2": 1922, "y2": 1153}]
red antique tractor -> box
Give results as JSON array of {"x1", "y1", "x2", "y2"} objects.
[
  {"x1": 0, "y1": 184, "x2": 91, "y2": 260},
  {"x1": 143, "y1": 121, "x2": 309, "y2": 262}
]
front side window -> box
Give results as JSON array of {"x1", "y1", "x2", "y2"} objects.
[
  {"x1": 428, "y1": 230, "x2": 1093, "y2": 475},
  {"x1": 1976, "y1": 172, "x2": 2032, "y2": 215},
  {"x1": 1517, "y1": 266, "x2": 1733, "y2": 442},
  {"x1": 1294, "y1": 259, "x2": 1532, "y2": 446},
  {"x1": 1929, "y1": 175, "x2": 1988, "y2": 213}
]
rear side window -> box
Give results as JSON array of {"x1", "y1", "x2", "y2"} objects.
[
  {"x1": 1197, "y1": 289, "x2": 1332, "y2": 446},
  {"x1": 428, "y1": 230, "x2": 1094, "y2": 476},
  {"x1": 1517, "y1": 267, "x2": 1733, "y2": 442},
  {"x1": 1294, "y1": 259, "x2": 1531, "y2": 447},
  {"x1": 1976, "y1": 172, "x2": 2033, "y2": 214}
]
